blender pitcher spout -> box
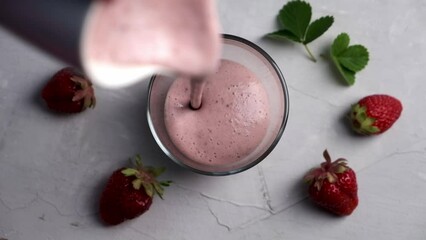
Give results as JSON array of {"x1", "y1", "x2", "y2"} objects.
[{"x1": 80, "y1": 0, "x2": 222, "y2": 88}]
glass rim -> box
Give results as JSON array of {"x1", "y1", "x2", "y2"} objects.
[{"x1": 147, "y1": 34, "x2": 290, "y2": 176}]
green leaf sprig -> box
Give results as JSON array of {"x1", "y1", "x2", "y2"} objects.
[
  {"x1": 330, "y1": 33, "x2": 369, "y2": 85},
  {"x1": 266, "y1": 0, "x2": 334, "y2": 62}
]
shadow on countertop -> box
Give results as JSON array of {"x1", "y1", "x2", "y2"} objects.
[{"x1": 0, "y1": 0, "x2": 92, "y2": 67}]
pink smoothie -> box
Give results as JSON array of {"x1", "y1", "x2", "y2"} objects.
[
  {"x1": 83, "y1": 0, "x2": 221, "y2": 77},
  {"x1": 164, "y1": 60, "x2": 270, "y2": 166}
]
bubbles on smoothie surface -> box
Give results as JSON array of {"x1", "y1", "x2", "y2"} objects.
[{"x1": 164, "y1": 59, "x2": 270, "y2": 166}]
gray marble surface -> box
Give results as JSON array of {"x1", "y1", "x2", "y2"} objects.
[{"x1": 1, "y1": 0, "x2": 426, "y2": 239}]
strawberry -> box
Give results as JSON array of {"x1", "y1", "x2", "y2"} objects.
[
  {"x1": 41, "y1": 67, "x2": 96, "y2": 113},
  {"x1": 304, "y1": 150, "x2": 358, "y2": 216},
  {"x1": 350, "y1": 94, "x2": 402, "y2": 135},
  {"x1": 99, "y1": 155, "x2": 171, "y2": 225}
]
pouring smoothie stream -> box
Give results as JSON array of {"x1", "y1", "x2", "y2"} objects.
[{"x1": 81, "y1": 0, "x2": 273, "y2": 170}]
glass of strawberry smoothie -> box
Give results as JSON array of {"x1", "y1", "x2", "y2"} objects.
[{"x1": 147, "y1": 34, "x2": 289, "y2": 175}]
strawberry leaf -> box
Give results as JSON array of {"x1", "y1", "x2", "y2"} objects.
[
  {"x1": 132, "y1": 179, "x2": 143, "y2": 190},
  {"x1": 146, "y1": 166, "x2": 166, "y2": 177},
  {"x1": 337, "y1": 45, "x2": 369, "y2": 72},
  {"x1": 304, "y1": 16, "x2": 334, "y2": 44},
  {"x1": 142, "y1": 183, "x2": 154, "y2": 197},
  {"x1": 351, "y1": 104, "x2": 381, "y2": 134},
  {"x1": 335, "y1": 164, "x2": 348, "y2": 174},
  {"x1": 326, "y1": 172, "x2": 337, "y2": 183},
  {"x1": 367, "y1": 126, "x2": 380, "y2": 133},
  {"x1": 133, "y1": 154, "x2": 143, "y2": 168},
  {"x1": 153, "y1": 183, "x2": 165, "y2": 199},
  {"x1": 331, "y1": 33, "x2": 369, "y2": 85},
  {"x1": 266, "y1": 0, "x2": 334, "y2": 62},
  {"x1": 266, "y1": 29, "x2": 301, "y2": 42},
  {"x1": 124, "y1": 154, "x2": 171, "y2": 199},
  {"x1": 331, "y1": 33, "x2": 350, "y2": 56},
  {"x1": 331, "y1": 56, "x2": 356, "y2": 85},
  {"x1": 278, "y1": 0, "x2": 312, "y2": 40},
  {"x1": 340, "y1": 66, "x2": 356, "y2": 85},
  {"x1": 121, "y1": 168, "x2": 139, "y2": 177},
  {"x1": 160, "y1": 180, "x2": 172, "y2": 187}
]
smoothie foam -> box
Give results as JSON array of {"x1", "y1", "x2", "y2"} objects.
[{"x1": 164, "y1": 60, "x2": 270, "y2": 166}]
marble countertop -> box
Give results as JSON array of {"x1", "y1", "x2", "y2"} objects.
[{"x1": 1, "y1": 0, "x2": 425, "y2": 239}]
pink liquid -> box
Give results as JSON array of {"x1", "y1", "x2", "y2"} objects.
[{"x1": 164, "y1": 60, "x2": 270, "y2": 166}]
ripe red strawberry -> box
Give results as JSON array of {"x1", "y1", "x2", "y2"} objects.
[
  {"x1": 99, "y1": 155, "x2": 171, "y2": 225},
  {"x1": 41, "y1": 67, "x2": 96, "y2": 113},
  {"x1": 304, "y1": 150, "x2": 358, "y2": 216},
  {"x1": 350, "y1": 94, "x2": 402, "y2": 135}
]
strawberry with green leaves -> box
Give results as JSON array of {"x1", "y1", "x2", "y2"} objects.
[
  {"x1": 304, "y1": 150, "x2": 358, "y2": 216},
  {"x1": 99, "y1": 155, "x2": 172, "y2": 225},
  {"x1": 350, "y1": 94, "x2": 403, "y2": 135},
  {"x1": 41, "y1": 67, "x2": 96, "y2": 113}
]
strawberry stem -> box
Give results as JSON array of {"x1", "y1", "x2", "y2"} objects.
[
  {"x1": 303, "y1": 44, "x2": 317, "y2": 62},
  {"x1": 323, "y1": 149, "x2": 332, "y2": 165},
  {"x1": 122, "y1": 154, "x2": 171, "y2": 199},
  {"x1": 305, "y1": 150, "x2": 350, "y2": 190},
  {"x1": 70, "y1": 76, "x2": 96, "y2": 110}
]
